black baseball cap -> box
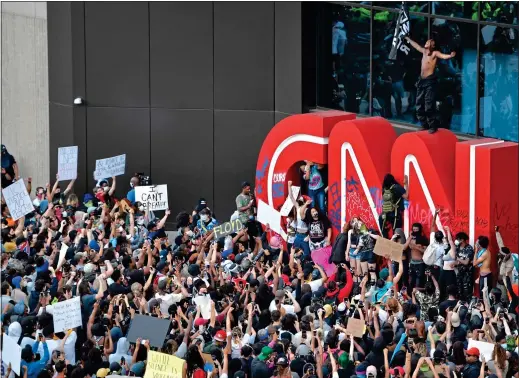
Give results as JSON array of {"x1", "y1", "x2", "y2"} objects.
[{"x1": 241, "y1": 181, "x2": 251, "y2": 188}]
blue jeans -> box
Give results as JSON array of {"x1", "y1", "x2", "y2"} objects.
[
  {"x1": 308, "y1": 187, "x2": 326, "y2": 214},
  {"x1": 293, "y1": 233, "x2": 311, "y2": 260}
]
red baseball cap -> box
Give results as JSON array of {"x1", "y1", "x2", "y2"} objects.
[
  {"x1": 214, "y1": 329, "x2": 227, "y2": 342},
  {"x1": 389, "y1": 367, "x2": 405, "y2": 376},
  {"x1": 466, "y1": 347, "x2": 480, "y2": 357}
]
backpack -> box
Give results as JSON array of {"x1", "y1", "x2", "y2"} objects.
[
  {"x1": 382, "y1": 185, "x2": 400, "y2": 214},
  {"x1": 423, "y1": 243, "x2": 442, "y2": 266}
]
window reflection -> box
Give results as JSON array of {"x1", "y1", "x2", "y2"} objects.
[
  {"x1": 480, "y1": 2, "x2": 518, "y2": 24},
  {"x1": 330, "y1": 5, "x2": 371, "y2": 114},
  {"x1": 432, "y1": 19, "x2": 478, "y2": 133},
  {"x1": 372, "y1": 2, "x2": 429, "y2": 13},
  {"x1": 479, "y1": 26, "x2": 519, "y2": 141},
  {"x1": 432, "y1": 2, "x2": 478, "y2": 19},
  {"x1": 372, "y1": 12, "x2": 427, "y2": 124}
]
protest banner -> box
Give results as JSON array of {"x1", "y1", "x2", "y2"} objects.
[
  {"x1": 2, "y1": 334, "x2": 22, "y2": 375},
  {"x1": 2, "y1": 179, "x2": 34, "y2": 220},
  {"x1": 311, "y1": 246, "x2": 337, "y2": 277},
  {"x1": 53, "y1": 296, "x2": 82, "y2": 333},
  {"x1": 127, "y1": 314, "x2": 171, "y2": 348},
  {"x1": 373, "y1": 236, "x2": 404, "y2": 262},
  {"x1": 257, "y1": 200, "x2": 283, "y2": 237},
  {"x1": 213, "y1": 219, "x2": 243, "y2": 239},
  {"x1": 57, "y1": 146, "x2": 78, "y2": 181},
  {"x1": 467, "y1": 339, "x2": 494, "y2": 362},
  {"x1": 389, "y1": 3, "x2": 411, "y2": 60},
  {"x1": 135, "y1": 185, "x2": 169, "y2": 211},
  {"x1": 94, "y1": 154, "x2": 126, "y2": 180},
  {"x1": 145, "y1": 350, "x2": 185, "y2": 378},
  {"x1": 346, "y1": 317, "x2": 365, "y2": 338},
  {"x1": 280, "y1": 186, "x2": 300, "y2": 216}
]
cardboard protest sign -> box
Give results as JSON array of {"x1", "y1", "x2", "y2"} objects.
[
  {"x1": 280, "y1": 186, "x2": 300, "y2": 216},
  {"x1": 467, "y1": 339, "x2": 494, "y2": 362},
  {"x1": 346, "y1": 317, "x2": 365, "y2": 338},
  {"x1": 2, "y1": 179, "x2": 34, "y2": 220},
  {"x1": 57, "y1": 146, "x2": 78, "y2": 181},
  {"x1": 127, "y1": 314, "x2": 171, "y2": 348},
  {"x1": 311, "y1": 246, "x2": 337, "y2": 277},
  {"x1": 53, "y1": 297, "x2": 82, "y2": 332},
  {"x1": 373, "y1": 236, "x2": 404, "y2": 262},
  {"x1": 94, "y1": 154, "x2": 126, "y2": 180},
  {"x1": 201, "y1": 353, "x2": 214, "y2": 368},
  {"x1": 145, "y1": 351, "x2": 185, "y2": 378},
  {"x1": 135, "y1": 185, "x2": 169, "y2": 211},
  {"x1": 213, "y1": 219, "x2": 243, "y2": 239},
  {"x1": 257, "y1": 200, "x2": 283, "y2": 237},
  {"x1": 2, "y1": 334, "x2": 22, "y2": 375}
]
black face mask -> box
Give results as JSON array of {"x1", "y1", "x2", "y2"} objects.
[
  {"x1": 376, "y1": 279, "x2": 385, "y2": 288},
  {"x1": 411, "y1": 231, "x2": 420, "y2": 237}
]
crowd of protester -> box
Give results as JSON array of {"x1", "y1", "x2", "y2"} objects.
[{"x1": 1, "y1": 146, "x2": 518, "y2": 378}]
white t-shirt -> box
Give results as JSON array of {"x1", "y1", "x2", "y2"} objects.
[
  {"x1": 63, "y1": 331, "x2": 77, "y2": 364},
  {"x1": 155, "y1": 292, "x2": 183, "y2": 317},
  {"x1": 36, "y1": 338, "x2": 60, "y2": 357},
  {"x1": 428, "y1": 233, "x2": 447, "y2": 267},
  {"x1": 307, "y1": 279, "x2": 324, "y2": 292},
  {"x1": 231, "y1": 333, "x2": 251, "y2": 359},
  {"x1": 269, "y1": 300, "x2": 295, "y2": 315}
]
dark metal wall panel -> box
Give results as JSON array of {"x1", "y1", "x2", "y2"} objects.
[
  {"x1": 47, "y1": 2, "x2": 73, "y2": 105},
  {"x1": 84, "y1": 2, "x2": 149, "y2": 107},
  {"x1": 85, "y1": 108, "x2": 150, "y2": 197},
  {"x1": 274, "y1": 111, "x2": 292, "y2": 125},
  {"x1": 213, "y1": 2, "x2": 275, "y2": 111},
  {"x1": 275, "y1": 2, "x2": 302, "y2": 115},
  {"x1": 213, "y1": 110, "x2": 274, "y2": 218},
  {"x1": 150, "y1": 2, "x2": 213, "y2": 109},
  {"x1": 150, "y1": 109, "x2": 214, "y2": 218},
  {"x1": 49, "y1": 103, "x2": 74, "y2": 179}
]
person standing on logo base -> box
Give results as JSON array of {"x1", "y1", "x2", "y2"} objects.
[
  {"x1": 404, "y1": 36, "x2": 456, "y2": 134},
  {"x1": 378, "y1": 174, "x2": 407, "y2": 239},
  {"x1": 236, "y1": 181, "x2": 260, "y2": 249},
  {"x1": 302, "y1": 161, "x2": 327, "y2": 214}
]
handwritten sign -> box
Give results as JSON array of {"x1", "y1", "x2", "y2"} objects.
[
  {"x1": 2, "y1": 335, "x2": 22, "y2": 375},
  {"x1": 57, "y1": 146, "x2": 78, "y2": 181},
  {"x1": 94, "y1": 154, "x2": 126, "y2": 180},
  {"x1": 213, "y1": 219, "x2": 243, "y2": 239},
  {"x1": 135, "y1": 185, "x2": 169, "y2": 211},
  {"x1": 311, "y1": 246, "x2": 337, "y2": 277},
  {"x1": 373, "y1": 236, "x2": 404, "y2": 262},
  {"x1": 2, "y1": 179, "x2": 34, "y2": 220},
  {"x1": 144, "y1": 350, "x2": 185, "y2": 378},
  {"x1": 346, "y1": 317, "x2": 365, "y2": 338},
  {"x1": 53, "y1": 296, "x2": 82, "y2": 332},
  {"x1": 280, "y1": 186, "x2": 300, "y2": 216},
  {"x1": 467, "y1": 339, "x2": 494, "y2": 362},
  {"x1": 257, "y1": 200, "x2": 283, "y2": 237}
]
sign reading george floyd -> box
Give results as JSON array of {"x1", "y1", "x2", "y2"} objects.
[
  {"x1": 57, "y1": 146, "x2": 78, "y2": 181},
  {"x1": 127, "y1": 314, "x2": 171, "y2": 348},
  {"x1": 213, "y1": 219, "x2": 244, "y2": 239},
  {"x1": 94, "y1": 154, "x2": 126, "y2": 180},
  {"x1": 3, "y1": 179, "x2": 34, "y2": 220},
  {"x1": 135, "y1": 185, "x2": 169, "y2": 211}
]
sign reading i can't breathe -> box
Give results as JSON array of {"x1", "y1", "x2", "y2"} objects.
[{"x1": 135, "y1": 185, "x2": 169, "y2": 211}]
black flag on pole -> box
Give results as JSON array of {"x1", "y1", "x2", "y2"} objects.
[{"x1": 389, "y1": 3, "x2": 411, "y2": 60}]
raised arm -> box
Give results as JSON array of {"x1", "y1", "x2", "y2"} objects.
[
  {"x1": 157, "y1": 209, "x2": 171, "y2": 230},
  {"x1": 64, "y1": 179, "x2": 75, "y2": 196},
  {"x1": 287, "y1": 181, "x2": 299, "y2": 208},
  {"x1": 433, "y1": 50, "x2": 456, "y2": 60},
  {"x1": 108, "y1": 176, "x2": 116, "y2": 196},
  {"x1": 404, "y1": 37, "x2": 424, "y2": 53}
]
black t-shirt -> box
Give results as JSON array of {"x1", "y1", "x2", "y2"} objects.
[
  {"x1": 390, "y1": 184, "x2": 406, "y2": 212},
  {"x1": 109, "y1": 282, "x2": 131, "y2": 296},
  {"x1": 1, "y1": 153, "x2": 16, "y2": 188},
  {"x1": 439, "y1": 299, "x2": 458, "y2": 317},
  {"x1": 308, "y1": 218, "x2": 331, "y2": 243}
]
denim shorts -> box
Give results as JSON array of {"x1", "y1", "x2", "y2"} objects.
[
  {"x1": 349, "y1": 247, "x2": 361, "y2": 260},
  {"x1": 360, "y1": 249, "x2": 375, "y2": 263}
]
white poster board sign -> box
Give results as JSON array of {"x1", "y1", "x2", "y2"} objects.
[
  {"x1": 94, "y1": 154, "x2": 126, "y2": 180},
  {"x1": 257, "y1": 200, "x2": 283, "y2": 236},
  {"x1": 57, "y1": 146, "x2": 78, "y2": 181},
  {"x1": 193, "y1": 294, "x2": 217, "y2": 319},
  {"x1": 467, "y1": 339, "x2": 494, "y2": 362},
  {"x1": 2, "y1": 334, "x2": 22, "y2": 375},
  {"x1": 135, "y1": 185, "x2": 169, "y2": 211},
  {"x1": 52, "y1": 296, "x2": 82, "y2": 333},
  {"x1": 2, "y1": 179, "x2": 34, "y2": 220},
  {"x1": 280, "y1": 186, "x2": 300, "y2": 216}
]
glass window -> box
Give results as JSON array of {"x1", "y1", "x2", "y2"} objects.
[
  {"x1": 479, "y1": 26, "x2": 519, "y2": 141},
  {"x1": 372, "y1": 2, "x2": 429, "y2": 13},
  {"x1": 480, "y1": 2, "x2": 519, "y2": 25},
  {"x1": 324, "y1": 4, "x2": 371, "y2": 114},
  {"x1": 371, "y1": 12, "x2": 427, "y2": 124},
  {"x1": 431, "y1": 19, "x2": 478, "y2": 134},
  {"x1": 432, "y1": 2, "x2": 478, "y2": 20}
]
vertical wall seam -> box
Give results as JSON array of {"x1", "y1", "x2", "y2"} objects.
[
  {"x1": 148, "y1": 2, "x2": 152, "y2": 175},
  {"x1": 83, "y1": 1, "x2": 88, "y2": 189},
  {"x1": 212, "y1": 2, "x2": 215, "y2": 211}
]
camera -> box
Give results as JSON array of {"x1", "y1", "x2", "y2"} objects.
[{"x1": 135, "y1": 172, "x2": 152, "y2": 186}]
